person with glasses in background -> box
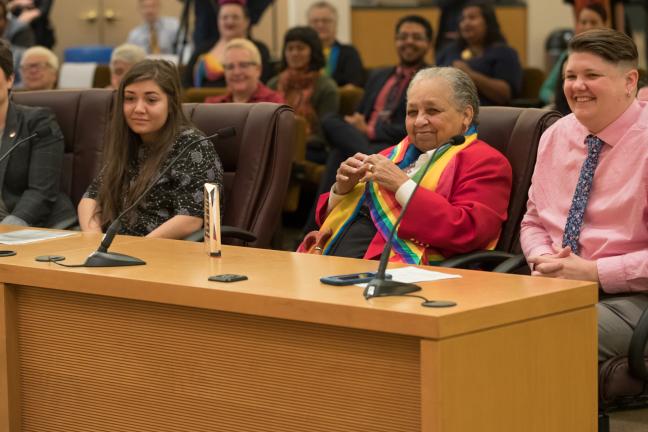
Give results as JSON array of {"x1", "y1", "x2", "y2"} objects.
[
  {"x1": 184, "y1": 0, "x2": 272, "y2": 88},
  {"x1": 306, "y1": 1, "x2": 365, "y2": 88},
  {"x1": 17, "y1": 45, "x2": 57, "y2": 90},
  {"x1": 205, "y1": 38, "x2": 283, "y2": 104},
  {"x1": 436, "y1": 0, "x2": 522, "y2": 106}
]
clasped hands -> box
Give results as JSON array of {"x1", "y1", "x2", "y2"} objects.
[
  {"x1": 334, "y1": 153, "x2": 409, "y2": 195},
  {"x1": 527, "y1": 245, "x2": 599, "y2": 282}
]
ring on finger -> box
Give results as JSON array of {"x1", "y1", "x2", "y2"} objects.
[{"x1": 368, "y1": 163, "x2": 375, "y2": 173}]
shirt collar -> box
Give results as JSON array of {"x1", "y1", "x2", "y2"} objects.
[
  {"x1": 595, "y1": 100, "x2": 642, "y2": 147},
  {"x1": 395, "y1": 65, "x2": 421, "y2": 79}
]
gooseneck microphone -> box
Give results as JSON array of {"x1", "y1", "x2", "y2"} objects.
[
  {"x1": 0, "y1": 126, "x2": 52, "y2": 165},
  {"x1": 363, "y1": 135, "x2": 466, "y2": 301},
  {"x1": 83, "y1": 126, "x2": 236, "y2": 267}
]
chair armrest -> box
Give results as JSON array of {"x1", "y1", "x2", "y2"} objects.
[
  {"x1": 184, "y1": 226, "x2": 257, "y2": 243},
  {"x1": 510, "y1": 98, "x2": 544, "y2": 108},
  {"x1": 222, "y1": 225, "x2": 257, "y2": 243},
  {"x1": 628, "y1": 305, "x2": 648, "y2": 380},
  {"x1": 492, "y1": 254, "x2": 528, "y2": 274},
  {"x1": 438, "y1": 250, "x2": 516, "y2": 269}
]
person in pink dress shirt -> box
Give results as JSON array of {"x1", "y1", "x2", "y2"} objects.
[{"x1": 520, "y1": 28, "x2": 648, "y2": 363}]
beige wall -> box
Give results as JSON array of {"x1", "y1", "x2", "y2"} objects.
[
  {"x1": 526, "y1": 0, "x2": 573, "y2": 71},
  {"x1": 49, "y1": 1, "x2": 583, "y2": 71}
]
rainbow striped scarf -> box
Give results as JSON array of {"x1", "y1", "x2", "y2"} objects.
[{"x1": 321, "y1": 130, "x2": 478, "y2": 264}]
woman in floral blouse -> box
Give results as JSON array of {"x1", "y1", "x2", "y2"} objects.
[{"x1": 78, "y1": 60, "x2": 223, "y2": 238}]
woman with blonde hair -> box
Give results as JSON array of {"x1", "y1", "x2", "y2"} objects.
[{"x1": 205, "y1": 38, "x2": 283, "y2": 104}]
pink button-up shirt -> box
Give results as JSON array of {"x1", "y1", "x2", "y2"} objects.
[{"x1": 521, "y1": 100, "x2": 648, "y2": 293}]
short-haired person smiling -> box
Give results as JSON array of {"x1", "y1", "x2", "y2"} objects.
[{"x1": 521, "y1": 28, "x2": 648, "y2": 363}]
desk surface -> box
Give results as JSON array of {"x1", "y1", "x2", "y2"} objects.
[{"x1": 0, "y1": 227, "x2": 597, "y2": 340}]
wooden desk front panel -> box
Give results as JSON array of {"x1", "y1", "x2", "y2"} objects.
[
  {"x1": 8, "y1": 284, "x2": 421, "y2": 432},
  {"x1": 422, "y1": 307, "x2": 597, "y2": 432}
]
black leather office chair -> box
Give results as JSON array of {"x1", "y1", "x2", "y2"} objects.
[{"x1": 438, "y1": 106, "x2": 561, "y2": 271}]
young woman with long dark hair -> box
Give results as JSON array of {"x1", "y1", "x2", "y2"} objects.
[{"x1": 79, "y1": 60, "x2": 223, "y2": 239}]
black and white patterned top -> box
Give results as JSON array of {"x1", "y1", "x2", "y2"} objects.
[{"x1": 85, "y1": 128, "x2": 223, "y2": 236}]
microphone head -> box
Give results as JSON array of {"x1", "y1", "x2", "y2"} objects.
[
  {"x1": 450, "y1": 135, "x2": 465, "y2": 145},
  {"x1": 35, "y1": 126, "x2": 52, "y2": 138},
  {"x1": 217, "y1": 126, "x2": 236, "y2": 139}
]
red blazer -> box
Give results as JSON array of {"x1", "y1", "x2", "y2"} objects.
[{"x1": 315, "y1": 139, "x2": 513, "y2": 260}]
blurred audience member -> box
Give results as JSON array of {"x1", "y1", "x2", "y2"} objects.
[
  {"x1": 637, "y1": 69, "x2": 648, "y2": 101},
  {"x1": 307, "y1": 1, "x2": 364, "y2": 88},
  {"x1": 0, "y1": 1, "x2": 34, "y2": 48},
  {"x1": 539, "y1": 3, "x2": 607, "y2": 109},
  {"x1": 192, "y1": 0, "x2": 273, "y2": 49},
  {"x1": 205, "y1": 38, "x2": 283, "y2": 103},
  {"x1": 109, "y1": 43, "x2": 147, "y2": 90},
  {"x1": 18, "y1": 45, "x2": 57, "y2": 90},
  {"x1": 268, "y1": 26, "x2": 338, "y2": 163},
  {"x1": 184, "y1": 0, "x2": 272, "y2": 88},
  {"x1": 0, "y1": 39, "x2": 73, "y2": 227},
  {"x1": 436, "y1": 0, "x2": 522, "y2": 106},
  {"x1": 7, "y1": 0, "x2": 54, "y2": 48},
  {"x1": 435, "y1": 0, "x2": 468, "y2": 53},
  {"x1": 128, "y1": 0, "x2": 180, "y2": 55},
  {"x1": 319, "y1": 15, "x2": 432, "y2": 184},
  {"x1": 564, "y1": 0, "x2": 628, "y2": 35}
]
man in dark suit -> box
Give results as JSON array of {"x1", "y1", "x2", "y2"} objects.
[{"x1": 317, "y1": 14, "x2": 433, "y2": 194}]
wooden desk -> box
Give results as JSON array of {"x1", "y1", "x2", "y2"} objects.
[{"x1": 0, "y1": 230, "x2": 597, "y2": 432}]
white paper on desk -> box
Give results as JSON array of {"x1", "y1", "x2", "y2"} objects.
[
  {"x1": 0, "y1": 229, "x2": 76, "y2": 245},
  {"x1": 356, "y1": 266, "x2": 461, "y2": 287}
]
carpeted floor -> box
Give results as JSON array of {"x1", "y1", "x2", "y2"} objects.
[{"x1": 609, "y1": 407, "x2": 648, "y2": 431}]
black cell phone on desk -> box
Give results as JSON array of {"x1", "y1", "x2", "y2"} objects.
[
  {"x1": 208, "y1": 274, "x2": 248, "y2": 283},
  {"x1": 320, "y1": 272, "x2": 391, "y2": 286}
]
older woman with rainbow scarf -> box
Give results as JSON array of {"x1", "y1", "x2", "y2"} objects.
[{"x1": 299, "y1": 67, "x2": 512, "y2": 264}]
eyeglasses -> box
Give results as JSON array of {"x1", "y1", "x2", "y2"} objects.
[
  {"x1": 222, "y1": 61, "x2": 257, "y2": 71},
  {"x1": 395, "y1": 32, "x2": 428, "y2": 42},
  {"x1": 20, "y1": 62, "x2": 52, "y2": 72},
  {"x1": 309, "y1": 18, "x2": 335, "y2": 25}
]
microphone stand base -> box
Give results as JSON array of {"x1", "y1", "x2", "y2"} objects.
[
  {"x1": 83, "y1": 251, "x2": 146, "y2": 267},
  {"x1": 363, "y1": 278, "x2": 421, "y2": 299}
]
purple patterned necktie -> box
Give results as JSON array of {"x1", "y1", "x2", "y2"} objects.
[{"x1": 562, "y1": 135, "x2": 604, "y2": 255}]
